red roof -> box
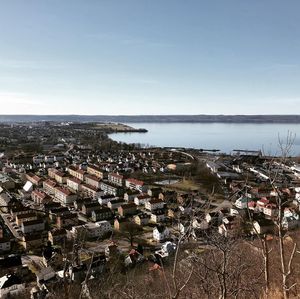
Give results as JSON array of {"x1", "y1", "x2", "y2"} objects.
[
  {"x1": 67, "y1": 177, "x2": 82, "y2": 184},
  {"x1": 32, "y1": 189, "x2": 48, "y2": 199},
  {"x1": 44, "y1": 179, "x2": 57, "y2": 187},
  {"x1": 126, "y1": 178, "x2": 144, "y2": 186},
  {"x1": 55, "y1": 187, "x2": 73, "y2": 196},
  {"x1": 109, "y1": 173, "x2": 123, "y2": 180}
]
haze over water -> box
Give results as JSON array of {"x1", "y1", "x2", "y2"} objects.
[{"x1": 110, "y1": 123, "x2": 300, "y2": 156}]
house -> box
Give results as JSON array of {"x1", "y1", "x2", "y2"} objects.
[
  {"x1": 0, "y1": 238, "x2": 11, "y2": 253},
  {"x1": 218, "y1": 216, "x2": 240, "y2": 237},
  {"x1": 74, "y1": 198, "x2": 92, "y2": 211},
  {"x1": 87, "y1": 165, "x2": 104, "y2": 179},
  {"x1": 145, "y1": 199, "x2": 165, "y2": 211},
  {"x1": 263, "y1": 203, "x2": 278, "y2": 217},
  {"x1": 54, "y1": 187, "x2": 77, "y2": 205},
  {"x1": 100, "y1": 181, "x2": 122, "y2": 196},
  {"x1": 20, "y1": 233, "x2": 44, "y2": 250},
  {"x1": 108, "y1": 173, "x2": 123, "y2": 187},
  {"x1": 125, "y1": 178, "x2": 147, "y2": 192},
  {"x1": 67, "y1": 177, "x2": 82, "y2": 192},
  {"x1": 0, "y1": 274, "x2": 25, "y2": 299},
  {"x1": 16, "y1": 212, "x2": 37, "y2": 226},
  {"x1": 71, "y1": 221, "x2": 112, "y2": 239},
  {"x1": 21, "y1": 218, "x2": 45, "y2": 234},
  {"x1": 82, "y1": 202, "x2": 102, "y2": 216},
  {"x1": 31, "y1": 189, "x2": 51, "y2": 205},
  {"x1": 234, "y1": 197, "x2": 249, "y2": 209},
  {"x1": 48, "y1": 228, "x2": 67, "y2": 246},
  {"x1": 151, "y1": 209, "x2": 166, "y2": 223},
  {"x1": 91, "y1": 207, "x2": 113, "y2": 222},
  {"x1": 124, "y1": 249, "x2": 145, "y2": 267},
  {"x1": 0, "y1": 192, "x2": 11, "y2": 212},
  {"x1": 48, "y1": 206, "x2": 69, "y2": 221},
  {"x1": 10, "y1": 206, "x2": 32, "y2": 219},
  {"x1": 252, "y1": 219, "x2": 275, "y2": 235},
  {"x1": 43, "y1": 179, "x2": 57, "y2": 195},
  {"x1": 153, "y1": 225, "x2": 170, "y2": 242},
  {"x1": 134, "y1": 213, "x2": 151, "y2": 226},
  {"x1": 256, "y1": 198, "x2": 270, "y2": 212},
  {"x1": 114, "y1": 217, "x2": 131, "y2": 230},
  {"x1": 36, "y1": 266, "x2": 56, "y2": 283},
  {"x1": 67, "y1": 165, "x2": 85, "y2": 181},
  {"x1": 26, "y1": 172, "x2": 42, "y2": 186},
  {"x1": 124, "y1": 190, "x2": 140, "y2": 202},
  {"x1": 147, "y1": 187, "x2": 162, "y2": 198},
  {"x1": 85, "y1": 174, "x2": 101, "y2": 189},
  {"x1": 81, "y1": 184, "x2": 103, "y2": 199},
  {"x1": 134, "y1": 193, "x2": 151, "y2": 206},
  {"x1": 98, "y1": 194, "x2": 118, "y2": 205},
  {"x1": 159, "y1": 191, "x2": 177, "y2": 203},
  {"x1": 107, "y1": 199, "x2": 126, "y2": 210},
  {"x1": 53, "y1": 170, "x2": 67, "y2": 184},
  {"x1": 282, "y1": 215, "x2": 300, "y2": 230},
  {"x1": 56, "y1": 213, "x2": 78, "y2": 229},
  {"x1": 118, "y1": 203, "x2": 137, "y2": 217}
]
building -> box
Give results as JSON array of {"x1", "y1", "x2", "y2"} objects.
[
  {"x1": 81, "y1": 184, "x2": 103, "y2": 199},
  {"x1": 31, "y1": 189, "x2": 51, "y2": 205},
  {"x1": 125, "y1": 178, "x2": 147, "y2": 193},
  {"x1": 134, "y1": 194, "x2": 151, "y2": 206},
  {"x1": 134, "y1": 213, "x2": 151, "y2": 226},
  {"x1": 21, "y1": 219, "x2": 45, "y2": 234},
  {"x1": 91, "y1": 207, "x2": 113, "y2": 222},
  {"x1": 150, "y1": 209, "x2": 166, "y2": 223},
  {"x1": 0, "y1": 192, "x2": 12, "y2": 212},
  {"x1": 153, "y1": 226, "x2": 170, "y2": 242},
  {"x1": 67, "y1": 177, "x2": 82, "y2": 192},
  {"x1": 107, "y1": 199, "x2": 126, "y2": 210},
  {"x1": 108, "y1": 173, "x2": 123, "y2": 187},
  {"x1": 0, "y1": 274, "x2": 25, "y2": 298},
  {"x1": 25, "y1": 172, "x2": 42, "y2": 186},
  {"x1": 98, "y1": 194, "x2": 118, "y2": 205},
  {"x1": 85, "y1": 174, "x2": 101, "y2": 189},
  {"x1": 20, "y1": 233, "x2": 44, "y2": 250},
  {"x1": 82, "y1": 202, "x2": 102, "y2": 216},
  {"x1": 48, "y1": 228, "x2": 67, "y2": 246},
  {"x1": 0, "y1": 239, "x2": 11, "y2": 253},
  {"x1": 100, "y1": 181, "x2": 122, "y2": 196},
  {"x1": 53, "y1": 170, "x2": 67, "y2": 184},
  {"x1": 56, "y1": 213, "x2": 78, "y2": 229},
  {"x1": 16, "y1": 212, "x2": 37, "y2": 226},
  {"x1": 43, "y1": 179, "x2": 57, "y2": 195},
  {"x1": 68, "y1": 165, "x2": 85, "y2": 181},
  {"x1": 54, "y1": 187, "x2": 77, "y2": 205},
  {"x1": 71, "y1": 221, "x2": 112, "y2": 239},
  {"x1": 124, "y1": 190, "x2": 140, "y2": 202},
  {"x1": 87, "y1": 165, "x2": 104, "y2": 179},
  {"x1": 145, "y1": 199, "x2": 165, "y2": 211},
  {"x1": 118, "y1": 203, "x2": 137, "y2": 217}
]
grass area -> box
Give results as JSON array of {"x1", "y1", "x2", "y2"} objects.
[{"x1": 168, "y1": 179, "x2": 200, "y2": 191}]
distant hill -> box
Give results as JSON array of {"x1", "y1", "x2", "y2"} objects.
[{"x1": 1, "y1": 114, "x2": 300, "y2": 123}]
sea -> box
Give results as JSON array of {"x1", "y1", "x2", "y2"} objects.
[{"x1": 109, "y1": 123, "x2": 300, "y2": 156}]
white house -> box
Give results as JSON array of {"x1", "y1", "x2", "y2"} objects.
[
  {"x1": 145, "y1": 199, "x2": 165, "y2": 211},
  {"x1": 153, "y1": 226, "x2": 170, "y2": 242},
  {"x1": 234, "y1": 197, "x2": 248, "y2": 209},
  {"x1": 134, "y1": 194, "x2": 151, "y2": 206}
]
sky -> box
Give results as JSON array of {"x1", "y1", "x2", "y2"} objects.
[{"x1": 0, "y1": 0, "x2": 300, "y2": 115}]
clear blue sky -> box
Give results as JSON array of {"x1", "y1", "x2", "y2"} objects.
[{"x1": 0, "y1": 0, "x2": 300, "y2": 115}]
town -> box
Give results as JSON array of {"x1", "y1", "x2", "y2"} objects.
[{"x1": 1, "y1": 122, "x2": 300, "y2": 298}]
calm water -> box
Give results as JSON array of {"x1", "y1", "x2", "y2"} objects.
[{"x1": 110, "y1": 123, "x2": 300, "y2": 156}]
